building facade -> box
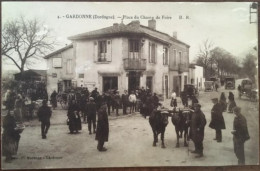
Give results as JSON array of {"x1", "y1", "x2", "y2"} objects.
[
  {"x1": 45, "y1": 44, "x2": 75, "y2": 95},
  {"x1": 45, "y1": 20, "x2": 190, "y2": 99},
  {"x1": 189, "y1": 64, "x2": 205, "y2": 91}
]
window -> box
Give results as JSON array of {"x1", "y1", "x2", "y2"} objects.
[
  {"x1": 149, "y1": 42, "x2": 156, "y2": 63},
  {"x1": 129, "y1": 39, "x2": 140, "y2": 59},
  {"x1": 98, "y1": 40, "x2": 107, "y2": 62},
  {"x1": 78, "y1": 74, "x2": 84, "y2": 78},
  {"x1": 173, "y1": 49, "x2": 177, "y2": 66},
  {"x1": 66, "y1": 59, "x2": 72, "y2": 74},
  {"x1": 103, "y1": 77, "x2": 118, "y2": 92},
  {"x1": 179, "y1": 51, "x2": 182, "y2": 64},
  {"x1": 129, "y1": 40, "x2": 140, "y2": 52},
  {"x1": 163, "y1": 47, "x2": 168, "y2": 65}
]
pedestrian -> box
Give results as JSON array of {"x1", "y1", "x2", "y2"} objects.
[
  {"x1": 170, "y1": 91, "x2": 177, "y2": 108},
  {"x1": 2, "y1": 110, "x2": 22, "y2": 163},
  {"x1": 114, "y1": 90, "x2": 121, "y2": 116},
  {"x1": 37, "y1": 99, "x2": 52, "y2": 139},
  {"x1": 86, "y1": 97, "x2": 97, "y2": 134},
  {"x1": 215, "y1": 83, "x2": 219, "y2": 92},
  {"x1": 104, "y1": 91, "x2": 112, "y2": 115},
  {"x1": 180, "y1": 91, "x2": 188, "y2": 107},
  {"x1": 191, "y1": 95, "x2": 199, "y2": 109},
  {"x1": 67, "y1": 100, "x2": 81, "y2": 134},
  {"x1": 228, "y1": 92, "x2": 236, "y2": 113},
  {"x1": 129, "y1": 91, "x2": 137, "y2": 114},
  {"x1": 152, "y1": 93, "x2": 159, "y2": 109},
  {"x1": 209, "y1": 98, "x2": 226, "y2": 142},
  {"x1": 232, "y1": 107, "x2": 250, "y2": 165},
  {"x1": 50, "y1": 90, "x2": 57, "y2": 109},
  {"x1": 190, "y1": 103, "x2": 206, "y2": 158},
  {"x1": 91, "y1": 87, "x2": 99, "y2": 101},
  {"x1": 121, "y1": 90, "x2": 129, "y2": 115},
  {"x1": 14, "y1": 94, "x2": 24, "y2": 121},
  {"x1": 219, "y1": 92, "x2": 227, "y2": 112},
  {"x1": 95, "y1": 102, "x2": 109, "y2": 152}
]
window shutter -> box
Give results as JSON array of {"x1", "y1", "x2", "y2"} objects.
[
  {"x1": 149, "y1": 42, "x2": 151, "y2": 63},
  {"x1": 93, "y1": 41, "x2": 98, "y2": 62},
  {"x1": 106, "y1": 40, "x2": 112, "y2": 61},
  {"x1": 155, "y1": 44, "x2": 157, "y2": 64}
]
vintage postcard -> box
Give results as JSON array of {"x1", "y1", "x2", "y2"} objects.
[{"x1": 1, "y1": 1, "x2": 259, "y2": 170}]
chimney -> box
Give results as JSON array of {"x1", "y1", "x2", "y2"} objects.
[
  {"x1": 148, "y1": 19, "x2": 156, "y2": 30},
  {"x1": 113, "y1": 23, "x2": 119, "y2": 27},
  {"x1": 172, "y1": 31, "x2": 177, "y2": 39}
]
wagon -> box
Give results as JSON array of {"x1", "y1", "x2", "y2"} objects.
[{"x1": 204, "y1": 81, "x2": 214, "y2": 91}]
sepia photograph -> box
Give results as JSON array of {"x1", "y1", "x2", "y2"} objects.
[{"x1": 1, "y1": 1, "x2": 259, "y2": 170}]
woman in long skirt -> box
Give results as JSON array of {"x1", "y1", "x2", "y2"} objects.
[{"x1": 2, "y1": 111, "x2": 21, "y2": 163}]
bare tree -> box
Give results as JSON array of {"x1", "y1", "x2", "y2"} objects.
[
  {"x1": 195, "y1": 39, "x2": 214, "y2": 79},
  {"x1": 1, "y1": 16, "x2": 55, "y2": 75},
  {"x1": 242, "y1": 53, "x2": 257, "y2": 83}
]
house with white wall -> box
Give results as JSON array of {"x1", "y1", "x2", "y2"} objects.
[{"x1": 189, "y1": 64, "x2": 205, "y2": 91}]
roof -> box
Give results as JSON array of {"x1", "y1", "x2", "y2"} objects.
[
  {"x1": 44, "y1": 44, "x2": 73, "y2": 59},
  {"x1": 68, "y1": 21, "x2": 189, "y2": 47},
  {"x1": 14, "y1": 70, "x2": 47, "y2": 76}
]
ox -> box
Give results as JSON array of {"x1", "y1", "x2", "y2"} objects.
[
  {"x1": 171, "y1": 108, "x2": 192, "y2": 147},
  {"x1": 149, "y1": 109, "x2": 171, "y2": 148}
]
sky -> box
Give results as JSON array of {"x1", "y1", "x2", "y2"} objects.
[{"x1": 1, "y1": 1, "x2": 258, "y2": 71}]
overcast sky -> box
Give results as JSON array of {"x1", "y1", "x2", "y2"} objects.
[{"x1": 2, "y1": 1, "x2": 258, "y2": 71}]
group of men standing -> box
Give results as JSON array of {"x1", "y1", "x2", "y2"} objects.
[{"x1": 188, "y1": 93, "x2": 249, "y2": 165}]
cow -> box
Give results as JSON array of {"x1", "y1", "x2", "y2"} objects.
[
  {"x1": 149, "y1": 109, "x2": 171, "y2": 148},
  {"x1": 171, "y1": 107, "x2": 192, "y2": 148}
]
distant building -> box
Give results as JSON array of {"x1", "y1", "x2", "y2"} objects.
[
  {"x1": 14, "y1": 69, "x2": 47, "y2": 82},
  {"x1": 45, "y1": 20, "x2": 190, "y2": 99},
  {"x1": 189, "y1": 64, "x2": 205, "y2": 90},
  {"x1": 44, "y1": 44, "x2": 74, "y2": 95}
]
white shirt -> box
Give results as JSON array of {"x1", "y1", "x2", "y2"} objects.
[
  {"x1": 129, "y1": 94, "x2": 137, "y2": 103},
  {"x1": 171, "y1": 92, "x2": 176, "y2": 99}
]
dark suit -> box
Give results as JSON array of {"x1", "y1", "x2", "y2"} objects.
[
  {"x1": 38, "y1": 105, "x2": 52, "y2": 138},
  {"x1": 209, "y1": 103, "x2": 226, "y2": 142}
]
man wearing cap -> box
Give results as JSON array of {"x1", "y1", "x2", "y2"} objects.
[
  {"x1": 86, "y1": 97, "x2": 97, "y2": 134},
  {"x1": 209, "y1": 98, "x2": 226, "y2": 142},
  {"x1": 37, "y1": 100, "x2": 52, "y2": 139},
  {"x1": 232, "y1": 107, "x2": 250, "y2": 165},
  {"x1": 190, "y1": 103, "x2": 207, "y2": 158}
]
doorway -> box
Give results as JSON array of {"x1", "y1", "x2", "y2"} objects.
[
  {"x1": 128, "y1": 72, "x2": 140, "y2": 92},
  {"x1": 103, "y1": 77, "x2": 118, "y2": 92}
]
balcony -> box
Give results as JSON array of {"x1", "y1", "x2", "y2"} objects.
[{"x1": 123, "y1": 58, "x2": 146, "y2": 70}]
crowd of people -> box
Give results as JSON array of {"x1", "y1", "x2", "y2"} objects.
[{"x1": 2, "y1": 84, "x2": 250, "y2": 165}]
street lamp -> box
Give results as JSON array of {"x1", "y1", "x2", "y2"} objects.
[{"x1": 250, "y1": 2, "x2": 258, "y2": 24}]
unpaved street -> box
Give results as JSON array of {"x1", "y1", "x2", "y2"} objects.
[{"x1": 1, "y1": 83, "x2": 259, "y2": 169}]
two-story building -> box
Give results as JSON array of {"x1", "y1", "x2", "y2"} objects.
[
  {"x1": 45, "y1": 20, "x2": 190, "y2": 99},
  {"x1": 44, "y1": 44, "x2": 75, "y2": 95},
  {"x1": 189, "y1": 64, "x2": 205, "y2": 91},
  {"x1": 66, "y1": 20, "x2": 189, "y2": 99}
]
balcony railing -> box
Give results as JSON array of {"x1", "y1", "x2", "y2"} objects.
[{"x1": 123, "y1": 58, "x2": 146, "y2": 70}]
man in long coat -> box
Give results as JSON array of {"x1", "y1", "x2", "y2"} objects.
[
  {"x1": 209, "y1": 98, "x2": 226, "y2": 142},
  {"x1": 190, "y1": 103, "x2": 206, "y2": 158},
  {"x1": 86, "y1": 97, "x2": 97, "y2": 134},
  {"x1": 95, "y1": 102, "x2": 109, "y2": 152},
  {"x1": 67, "y1": 100, "x2": 81, "y2": 134},
  {"x1": 232, "y1": 107, "x2": 250, "y2": 165},
  {"x1": 37, "y1": 100, "x2": 52, "y2": 139}
]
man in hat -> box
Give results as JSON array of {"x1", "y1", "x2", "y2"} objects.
[
  {"x1": 114, "y1": 90, "x2": 121, "y2": 116},
  {"x1": 37, "y1": 100, "x2": 52, "y2": 139},
  {"x1": 209, "y1": 98, "x2": 226, "y2": 142},
  {"x1": 190, "y1": 103, "x2": 207, "y2": 158},
  {"x1": 95, "y1": 102, "x2": 109, "y2": 152},
  {"x1": 86, "y1": 97, "x2": 97, "y2": 134},
  {"x1": 232, "y1": 107, "x2": 250, "y2": 165}
]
